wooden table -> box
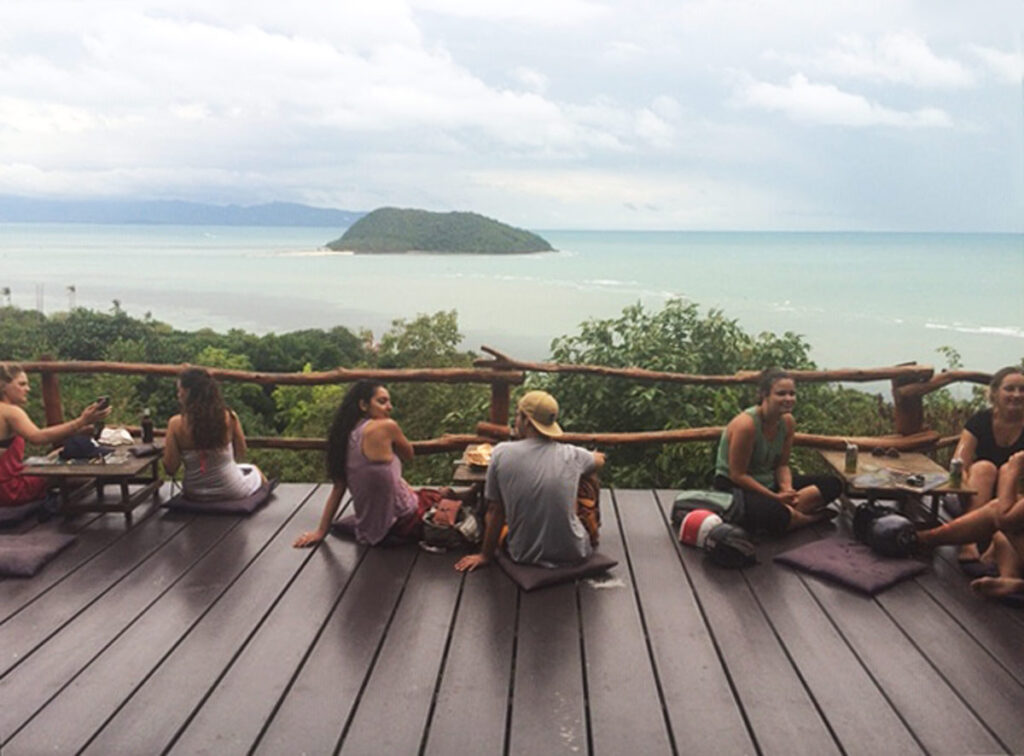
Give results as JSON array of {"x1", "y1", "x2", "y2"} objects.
[
  {"x1": 818, "y1": 449, "x2": 974, "y2": 523},
  {"x1": 23, "y1": 447, "x2": 164, "y2": 526}
]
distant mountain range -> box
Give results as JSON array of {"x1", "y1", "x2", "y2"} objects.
[{"x1": 0, "y1": 195, "x2": 364, "y2": 227}]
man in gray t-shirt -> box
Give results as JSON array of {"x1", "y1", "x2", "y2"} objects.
[{"x1": 455, "y1": 391, "x2": 605, "y2": 571}]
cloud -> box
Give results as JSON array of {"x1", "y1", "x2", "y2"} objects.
[
  {"x1": 736, "y1": 74, "x2": 953, "y2": 128},
  {"x1": 969, "y1": 44, "x2": 1024, "y2": 83},
  {"x1": 767, "y1": 32, "x2": 975, "y2": 89},
  {"x1": 409, "y1": 0, "x2": 609, "y2": 25},
  {"x1": 512, "y1": 67, "x2": 549, "y2": 94},
  {"x1": 820, "y1": 33, "x2": 975, "y2": 88}
]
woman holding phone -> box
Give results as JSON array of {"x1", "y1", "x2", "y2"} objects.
[{"x1": 0, "y1": 362, "x2": 111, "y2": 507}]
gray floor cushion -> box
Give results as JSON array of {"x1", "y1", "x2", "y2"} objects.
[
  {"x1": 163, "y1": 480, "x2": 276, "y2": 515},
  {"x1": 775, "y1": 537, "x2": 927, "y2": 595},
  {"x1": 495, "y1": 549, "x2": 617, "y2": 591},
  {"x1": 0, "y1": 499, "x2": 45, "y2": 526},
  {"x1": 0, "y1": 532, "x2": 77, "y2": 577}
]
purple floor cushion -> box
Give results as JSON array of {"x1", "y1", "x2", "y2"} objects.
[
  {"x1": 775, "y1": 537, "x2": 927, "y2": 596},
  {"x1": 0, "y1": 499, "x2": 45, "y2": 526},
  {"x1": 163, "y1": 480, "x2": 276, "y2": 515},
  {"x1": 0, "y1": 532, "x2": 77, "y2": 577},
  {"x1": 495, "y1": 549, "x2": 617, "y2": 592}
]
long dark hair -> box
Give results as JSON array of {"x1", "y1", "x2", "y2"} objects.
[
  {"x1": 326, "y1": 381, "x2": 385, "y2": 482},
  {"x1": 179, "y1": 367, "x2": 229, "y2": 450},
  {"x1": 757, "y1": 367, "x2": 792, "y2": 402}
]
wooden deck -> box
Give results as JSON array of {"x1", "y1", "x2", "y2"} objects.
[{"x1": 2, "y1": 483, "x2": 1022, "y2": 755}]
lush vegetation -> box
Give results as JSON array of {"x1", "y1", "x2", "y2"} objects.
[
  {"x1": 2, "y1": 301, "x2": 1013, "y2": 489},
  {"x1": 326, "y1": 207, "x2": 553, "y2": 254}
]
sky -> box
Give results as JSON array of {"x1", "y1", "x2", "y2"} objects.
[{"x1": 0, "y1": 1, "x2": 1022, "y2": 231}]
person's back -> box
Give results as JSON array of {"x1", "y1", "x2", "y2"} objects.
[
  {"x1": 489, "y1": 436, "x2": 594, "y2": 566},
  {"x1": 456, "y1": 390, "x2": 604, "y2": 573},
  {"x1": 346, "y1": 418, "x2": 416, "y2": 544}
]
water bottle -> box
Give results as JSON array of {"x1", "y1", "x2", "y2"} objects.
[{"x1": 141, "y1": 408, "x2": 154, "y2": 443}]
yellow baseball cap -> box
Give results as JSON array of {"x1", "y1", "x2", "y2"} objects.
[{"x1": 517, "y1": 390, "x2": 563, "y2": 437}]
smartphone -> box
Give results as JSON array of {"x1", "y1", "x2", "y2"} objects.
[{"x1": 93, "y1": 396, "x2": 110, "y2": 439}]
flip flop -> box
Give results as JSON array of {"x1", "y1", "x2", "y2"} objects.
[
  {"x1": 998, "y1": 591, "x2": 1024, "y2": 609},
  {"x1": 959, "y1": 559, "x2": 999, "y2": 579}
]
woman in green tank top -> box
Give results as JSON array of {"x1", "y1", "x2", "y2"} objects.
[{"x1": 713, "y1": 369, "x2": 841, "y2": 534}]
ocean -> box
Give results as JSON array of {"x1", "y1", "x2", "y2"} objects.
[{"x1": 3, "y1": 223, "x2": 1022, "y2": 378}]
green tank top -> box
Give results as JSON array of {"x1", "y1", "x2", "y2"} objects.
[{"x1": 715, "y1": 407, "x2": 785, "y2": 489}]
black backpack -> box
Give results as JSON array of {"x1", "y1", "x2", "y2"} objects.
[
  {"x1": 852, "y1": 502, "x2": 917, "y2": 558},
  {"x1": 703, "y1": 522, "x2": 757, "y2": 568}
]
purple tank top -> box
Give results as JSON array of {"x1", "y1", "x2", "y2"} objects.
[{"x1": 346, "y1": 419, "x2": 416, "y2": 545}]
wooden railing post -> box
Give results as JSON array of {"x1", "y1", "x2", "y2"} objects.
[
  {"x1": 490, "y1": 380, "x2": 510, "y2": 426},
  {"x1": 39, "y1": 355, "x2": 65, "y2": 426},
  {"x1": 891, "y1": 374, "x2": 925, "y2": 436}
]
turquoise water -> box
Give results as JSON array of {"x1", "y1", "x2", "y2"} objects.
[{"x1": 2, "y1": 223, "x2": 1021, "y2": 374}]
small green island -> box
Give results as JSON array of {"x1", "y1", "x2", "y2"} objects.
[{"x1": 326, "y1": 207, "x2": 554, "y2": 254}]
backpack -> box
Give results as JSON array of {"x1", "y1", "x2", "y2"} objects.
[
  {"x1": 671, "y1": 489, "x2": 738, "y2": 530},
  {"x1": 867, "y1": 514, "x2": 918, "y2": 558},
  {"x1": 703, "y1": 522, "x2": 758, "y2": 568},
  {"x1": 421, "y1": 499, "x2": 482, "y2": 550},
  {"x1": 851, "y1": 502, "x2": 917, "y2": 558}
]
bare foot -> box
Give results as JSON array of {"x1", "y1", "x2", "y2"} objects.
[
  {"x1": 957, "y1": 543, "x2": 981, "y2": 563},
  {"x1": 970, "y1": 576, "x2": 1024, "y2": 598}
]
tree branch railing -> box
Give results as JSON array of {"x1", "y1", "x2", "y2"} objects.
[{"x1": 25, "y1": 354, "x2": 991, "y2": 458}]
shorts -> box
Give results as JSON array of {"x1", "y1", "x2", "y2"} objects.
[{"x1": 390, "y1": 488, "x2": 442, "y2": 540}]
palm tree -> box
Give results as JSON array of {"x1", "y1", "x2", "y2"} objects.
[
  {"x1": 67, "y1": 285, "x2": 76, "y2": 311},
  {"x1": 1, "y1": 286, "x2": 10, "y2": 307}
]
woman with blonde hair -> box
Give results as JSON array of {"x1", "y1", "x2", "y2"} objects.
[
  {"x1": 950, "y1": 366, "x2": 1024, "y2": 564},
  {"x1": 0, "y1": 362, "x2": 110, "y2": 507},
  {"x1": 163, "y1": 367, "x2": 265, "y2": 500}
]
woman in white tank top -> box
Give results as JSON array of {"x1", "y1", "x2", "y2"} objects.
[{"x1": 163, "y1": 367, "x2": 265, "y2": 500}]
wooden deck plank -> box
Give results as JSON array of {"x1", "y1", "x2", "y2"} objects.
[
  {"x1": 4, "y1": 485, "x2": 311, "y2": 755},
  {"x1": 508, "y1": 581, "x2": 587, "y2": 756},
  {"x1": 3, "y1": 485, "x2": 1023, "y2": 755},
  {"x1": 339, "y1": 551, "x2": 463, "y2": 753},
  {"x1": 0, "y1": 512, "x2": 117, "y2": 622},
  {"x1": 166, "y1": 497, "x2": 374, "y2": 754},
  {"x1": 423, "y1": 564, "x2": 517, "y2": 756},
  {"x1": 653, "y1": 490, "x2": 840, "y2": 756},
  {"x1": 802, "y1": 577, "x2": 1004, "y2": 754},
  {"x1": 744, "y1": 534, "x2": 924, "y2": 756},
  {"x1": 877, "y1": 581, "x2": 1024, "y2": 752},
  {"x1": 79, "y1": 484, "x2": 319, "y2": 754},
  {"x1": 580, "y1": 489, "x2": 675, "y2": 754},
  {"x1": 0, "y1": 503, "x2": 190, "y2": 678},
  {"x1": 618, "y1": 489, "x2": 755, "y2": 755},
  {"x1": 915, "y1": 550, "x2": 1024, "y2": 684},
  {"x1": 253, "y1": 544, "x2": 418, "y2": 755},
  {"x1": 0, "y1": 511, "x2": 239, "y2": 743}
]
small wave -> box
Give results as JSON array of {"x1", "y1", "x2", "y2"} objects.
[
  {"x1": 584, "y1": 278, "x2": 641, "y2": 287},
  {"x1": 925, "y1": 322, "x2": 1024, "y2": 339},
  {"x1": 275, "y1": 249, "x2": 353, "y2": 257}
]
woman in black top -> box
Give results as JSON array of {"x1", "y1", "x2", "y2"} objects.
[{"x1": 952, "y1": 366, "x2": 1024, "y2": 563}]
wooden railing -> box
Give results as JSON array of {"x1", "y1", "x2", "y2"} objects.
[{"x1": 21, "y1": 350, "x2": 991, "y2": 455}]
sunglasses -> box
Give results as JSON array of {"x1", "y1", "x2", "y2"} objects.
[{"x1": 870, "y1": 446, "x2": 900, "y2": 459}]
